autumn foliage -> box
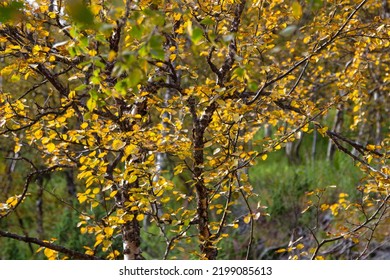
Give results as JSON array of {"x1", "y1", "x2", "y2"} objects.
[{"x1": 0, "y1": 0, "x2": 389, "y2": 260}]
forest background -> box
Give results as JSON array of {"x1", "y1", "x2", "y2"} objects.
[{"x1": 0, "y1": 0, "x2": 389, "y2": 260}]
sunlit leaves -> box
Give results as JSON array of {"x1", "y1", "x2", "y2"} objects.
[
  {"x1": 0, "y1": 0, "x2": 388, "y2": 261},
  {"x1": 87, "y1": 90, "x2": 99, "y2": 111},
  {"x1": 136, "y1": 214, "x2": 144, "y2": 222},
  {"x1": 43, "y1": 248, "x2": 58, "y2": 260},
  {"x1": 112, "y1": 139, "x2": 125, "y2": 150},
  {"x1": 6, "y1": 195, "x2": 19, "y2": 208},
  {"x1": 46, "y1": 142, "x2": 56, "y2": 153}
]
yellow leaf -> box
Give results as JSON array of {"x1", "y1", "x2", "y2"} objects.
[
  {"x1": 128, "y1": 174, "x2": 137, "y2": 184},
  {"x1": 94, "y1": 239, "x2": 103, "y2": 248},
  {"x1": 14, "y1": 144, "x2": 21, "y2": 153},
  {"x1": 34, "y1": 130, "x2": 43, "y2": 140},
  {"x1": 78, "y1": 194, "x2": 87, "y2": 204},
  {"x1": 173, "y1": 13, "x2": 181, "y2": 21},
  {"x1": 276, "y1": 248, "x2": 287, "y2": 253},
  {"x1": 85, "y1": 248, "x2": 94, "y2": 255},
  {"x1": 317, "y1": 126, "x2": 328, "y2": 136},
  {"x1": 88, "y1": 49, "x2": 97, "y2": 56},
  {"x1": 32, "y1": 45, "x2": 41, "y2": 55},
  {"x1": 92, "y1": 187, "x2": 100, "y2": 194},
  {"x1": 11, "y1": 74, "x2": 20, "y2": 83},
  {"x1": 110, "y1": 190, "x2": 118, "y2": 198},
  {"x1": 6, "y1": 196, "x2": 18, "y2": 207},
  {"x1": 367, "y1": 154, "x2": 373, "y2": 164},
  {"x1": 161, "y1": 197, "x2": 170, "y2": 203},
  {"x1": 136, "y1": 214, "x2": 144, "y2": 222},
  {"x1": 351, "y1": 237, "x2": 359, "y2": 244},
  {"x1": 90, "y1": 4, "x2": 101, "y2": 15},
  {"x1": 366, "y1": 144, "x2": 376, "y2": 151},
  {"x1": 108, "y1": 50, "x2": 117, "y2": 62},
  {"x1": 124, "y1": 144, "x2": 137, "y2": 156},
  {"x1": 40, "y1": 5, "x2": 49, "y2": 13},
  {"x1": 296, "y1": 243, "x2": 305, "y2": 250},
  {"x1": 104, "y1": 227, "x2": 114, "y2": 237},
  {"x1": 320, "y1": 204, "x2": 329, "y2": 211},
  {"x1": 292, "y1": 1, "x2": 302, "y2": 20},
  {"x1": 330, "y1": 204, "x2": 339, "y2": 216},
  {"x1": 24, "y1": 72, "x2": 30, "y2": 80},
  {"x1": 339, "y1": 193, "x2": 348, "y2": 198},
  {"x1": 80, "y1": 122, "x2": 89, "y2": 129},
  {"x1": 123, "y1": 214, "x2": 134, "y2": 222},
  {"x1": 15, "y1": 101, "x2": 25, "y2": 111},
  {"x1": 96, "y1": 233, "x2": 105, "y2": 241},
  {"x1": 243, "y1": 215, "x2": 251, "y2": 224},
  {"x1": 261, "y1": 154, "x2": 268, "y2": 161},
  {"x1": 10, "y1": 44, "x2": 21, "y2": 50},
  {"x1": 91, "y1": 201, "x2": 99, "y2": 208},
  {"x1": 112, "y1": 139, "x2": 125, "y2": 150},
  {"x1": 44, "y1": 248, "x2": 57, "y2": 260},
  {"x1": 68, "y1": 90, "x2": 76, "y2": 99},
  {"x1": 46, "y1": 142, "x2": 56, "y2": 153}
]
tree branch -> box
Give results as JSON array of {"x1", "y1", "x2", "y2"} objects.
[
  {"x1": 0, "y1": 230, "x2": 102, "y2": 260},
  {"x1": 246, "y1": 0, "x2": 368, "y2": 105}
]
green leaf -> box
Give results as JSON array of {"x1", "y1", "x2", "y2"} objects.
[
  {"x1": 200, "y1": 16, "x2": 215, "y2": 26},
  {"x1": 130, "y1": 25, "x2": 143, "y2": 40},
  {"x1": 74, "y1": 84, "x2": 87, "y2": 91},
  {"x1": 0, "y1": 1, "x2": 24, "y2": 23},
  {"x1": 86, "y1": 90, "x2": 98, "y2": 111},
  {"x1": 86, "y1": 98, "x2": 97, "y2": 111},
  {"x1": 128, "y1": 68, "x2": 143, "y2": 87},
  {"x1": 149, "y1": 35, "x2": 163, "y2": 49},
  {"x1": 66, "y1": 0, "x2": 95, "y2": 28},
  {"x1": 149, "y1": 35, "x2": 165, "y2": 59},
  {"x1": 306, "y1": 0, "x2": 323, "y2": 10},
  {"x1": 150, "y1": 49, "x2": 165, "y2": 60},
  {"x1": 114, "y1": 80, "x2": 128, "y2": 95},
  {"x1": 191, "y1": 27, "x2": 203, "y2": 44}
]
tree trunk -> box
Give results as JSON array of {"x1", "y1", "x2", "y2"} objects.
[
  {"x1": 327, "y1": 105, "x2": 344, "y2": 161},
  {"x1": 65, "y1": 170, "x2": 76, "y2": 197},
  {"x1": 120, "y1": 181, "x2": 143, "y2": 260},
  {"x1": 311, "y1": 129, "x2": 317, "y2": 161},
  {"x1": 36, "y1": 177, "x2": 44, "y2": 240},
  {"x1": 190, "y1": 98, "x2": 218, "y2": 259},
  {"x1": 383, "y1": 0, "x2": 390, "y2": 18},
  {"x1": 286, "y1": 131, "x2": 303, "y2": 164},
  {"x1": 373, "y1": 91, "x2": 383, "y2": 145}
]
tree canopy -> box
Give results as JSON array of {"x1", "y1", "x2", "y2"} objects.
[{"x1": 0, "y1": 0, "x2": 389, "y2": 260}]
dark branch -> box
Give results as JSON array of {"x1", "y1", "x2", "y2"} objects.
[{"x1": 0, "y1": 230, "x2": 102, "y2": 260}]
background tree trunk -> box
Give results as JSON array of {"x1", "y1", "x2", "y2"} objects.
[{"x1": 327, "y1": 104, "x2": 344, "y2": 161}]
